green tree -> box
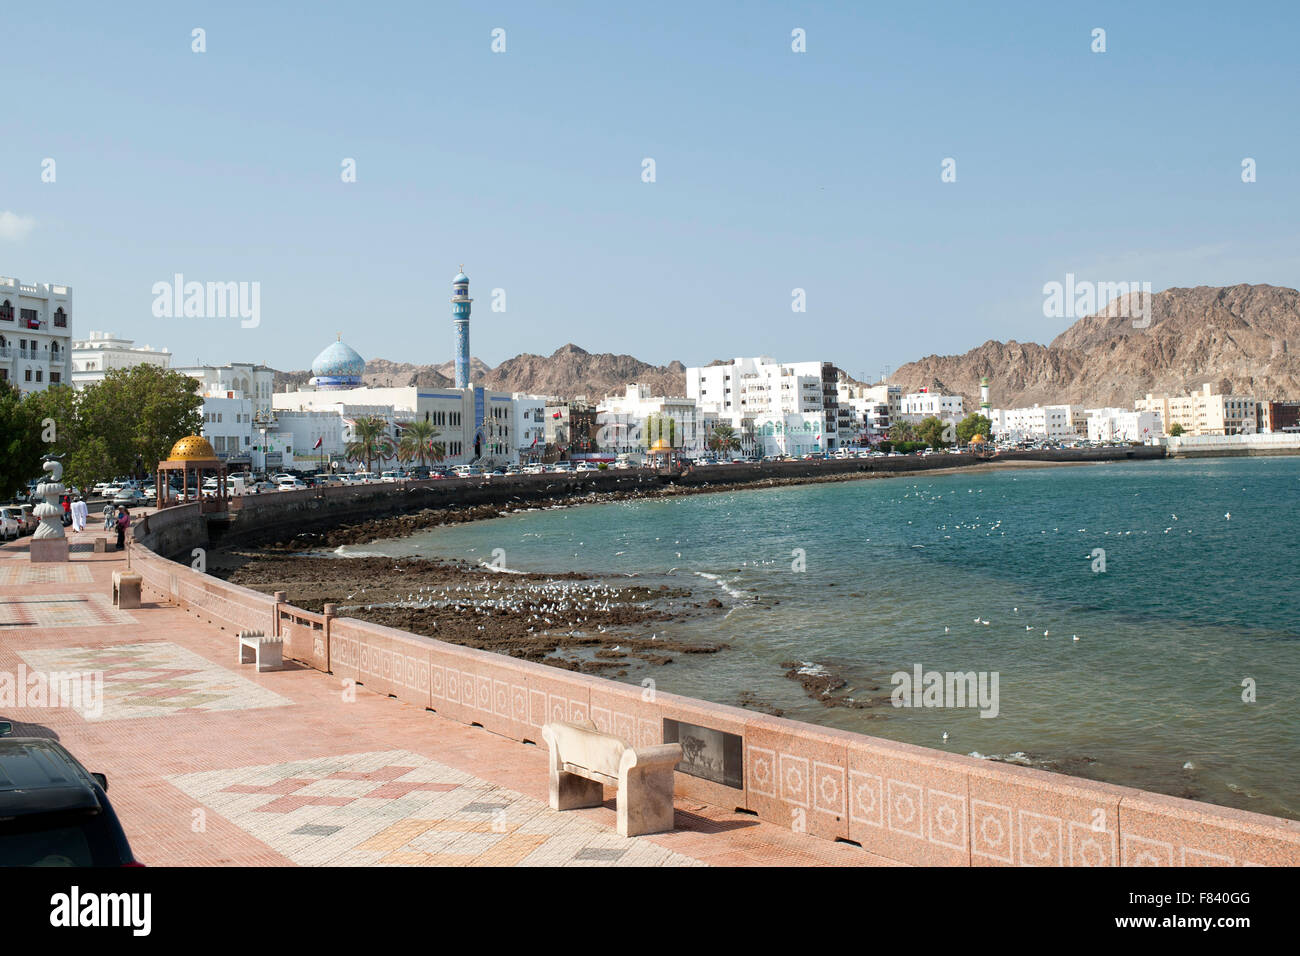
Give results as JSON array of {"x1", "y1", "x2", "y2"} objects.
[
  {"x1": 915, "y1": 416, "x2": 952, "y2": 449},
  {"x1": 888, "y1": 420, "x2": 917, "y2": 443},
  {"x1": 1168, "y1": 422, "x2": 1184, "y2": 437},
  {"x1": 706, "y1": 423, "x2": 740, "y2": 455},
  {"x1": 396, "y1": 419, "x2": 445, "y2": 467},
  {"x1": 0, "y1": 381, "x2": 48, "y2": 497},
  {"x1": 346, "y1": 416, "x2": 395, "y2": 473},
  {"x1": 956, "y1": 413, "x2": 994, "y2": 445},
  {"x1": 645, "y1": 413, "x2": 676, "y2": 449},
  {"x1": 72, "y1": 366, "x2": 204, "y2": 491}
]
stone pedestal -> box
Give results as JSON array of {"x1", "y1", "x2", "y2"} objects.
[
  {"x1": 112, "y1": 571, "x2": 142, "y2": 609},
  {"x1": 94, "y1": 537, "x2": 108, "y2": 553},
  {"x1": 30, "y1": 538, "x2": 70, "y2": 563}
]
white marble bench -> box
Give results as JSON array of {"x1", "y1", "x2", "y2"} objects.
[
  {"x1": 542, "y1": 720, "x2": 682, "y2": 837},
  {"x1": 236, "y1": 630, "x2": 284, "y2": 672}
]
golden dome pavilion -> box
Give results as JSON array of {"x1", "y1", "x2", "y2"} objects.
[{"x1": 166, "y1": 435, "x2": 220, "y2": 462}]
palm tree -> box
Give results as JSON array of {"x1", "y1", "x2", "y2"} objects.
[
  {"x1": 345, "y1": 416, "x2": 394, "y2": 474},
  {"x1": 706, "y1": 423, "x2": 741, "y2": 456},
  {"x1": 397, "y1": 419, "x2": 445, "y2": 468}
]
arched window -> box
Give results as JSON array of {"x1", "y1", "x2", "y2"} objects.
[
  {"x1": 53, "y1": 307, "x2": 67, "y2": 328},
  {"x1": 0, "y1": 300, "x2": 11, "y2": 322}
]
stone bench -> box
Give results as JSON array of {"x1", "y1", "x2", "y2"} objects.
[
  {"x1": 94, "y1": 537, "x2": 107, "y2": 553},
  {"x1": 542, "y1": 720, "x2": 682, "y2": 837},
  {"x1": 111, "y1": 570, "x2": 141, "y2": 609},
  {"x1": 236, "y1": 630, "x2": 284, "y2": 672}
]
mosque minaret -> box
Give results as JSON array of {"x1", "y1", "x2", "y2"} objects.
[{"x1": 451, "y1": 266, "x2": 472, "y2": 388}]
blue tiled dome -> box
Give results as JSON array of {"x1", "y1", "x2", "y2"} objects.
[
  {"x1": 310, "y1": 339, "x2": 364, "y2": 389},
  {"x1": 453, "y1": 270, "x2": 469, "y2": 284}
]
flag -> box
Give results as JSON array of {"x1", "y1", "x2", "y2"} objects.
[
  {"x1": 530, "y1": 437, "x2": 538, "y2": 447},
  {"x1": 313, "y1": 436, "x2": 323, "y2": 449},
  {"x1": 552, "y1": 411, "x2": 562, "y2": 419}
]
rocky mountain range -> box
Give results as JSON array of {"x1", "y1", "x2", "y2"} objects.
[
  {"x1": 273, "y1": 285, "x2": 1300, "y2": 408},
  {"x1": 274, "y1": 344, "x2": 688, "y2": 400},
  {"x1": 891, "y1": 284, "x2": 1300, "y2": 409}
]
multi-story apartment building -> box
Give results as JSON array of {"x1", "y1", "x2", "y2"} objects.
[
  {"x1": 596, "y1": 384, "x2": 720, "y2": 458},
  {"x1": 899, "y1": 388, "x2": 964, "y2": 424},
  {"x1": 989, "y1": 404, "x2": 1083, "y2": 441},
  {"x1": 1086, "y1": 408, "x2": 1163, "y2": 443},
  {"x1": 1136, "y1": 384, "x2": 1257, "y2": 436},
  {"x1": 0, "y1": 276, "x2": 72, "y2": 394},
  {"x1": 511, "y1": 393, "x2": 548, "y2": 461},
  {"x1": 687, "y1": 356, "x2": 841, "y2": 452},
  {"x1": 71, "y1": 330, "x2": 170, "y2": 388},
  {"x1": 174, "y1": 362, "x2": 275, "y2": 417}
]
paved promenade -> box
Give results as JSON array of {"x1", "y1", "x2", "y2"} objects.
[{"x1": 0, "y1": 527, "x2": 891, "y2": 867}]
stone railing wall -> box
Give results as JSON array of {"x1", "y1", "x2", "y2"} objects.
[{"x1": 129, "y1": 541, "x2": 1300, "y2": 867}]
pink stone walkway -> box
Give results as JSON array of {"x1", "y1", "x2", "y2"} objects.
[{"x1": 0, "y1": 528, "x2": 895, "y2": 866}]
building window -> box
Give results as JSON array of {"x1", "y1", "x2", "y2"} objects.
[
  {"x1": 25, "y1": 369, "x2": 32, "y2": 382},
  {"x1": 50, "y1": 372, "x2": 60, "y2": 384},
  {"x1": 53, "y1": 308, "x2": 67, "y2": 328},
  {"x1": 0, "y1": 300, "x2": 11, "y2": 322}
]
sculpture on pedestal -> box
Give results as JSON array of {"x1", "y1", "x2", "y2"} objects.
[{"x1": 30, "y1": 457, "x2": 70, "y2": 563}]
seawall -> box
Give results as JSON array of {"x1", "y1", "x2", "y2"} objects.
[{"x1": 126, "y1": 459, "x2": 1300, "y2": 867}]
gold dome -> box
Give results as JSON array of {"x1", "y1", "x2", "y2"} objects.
[
  {"x1": 167, "y1": 435, "x2": 219, "y2": 461},
  {"x1": 649, "y1": 438, "x2": 674, "y2": 453},
  {"x1": 970, "y1": 434, "x2": 986, "y2": 445}
]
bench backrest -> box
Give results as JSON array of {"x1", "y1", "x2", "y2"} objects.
[{"x1": 547, "y1": 721, "x2": 627, "y2": 779}]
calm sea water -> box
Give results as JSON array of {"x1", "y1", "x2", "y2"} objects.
[{"x1": 339, "y1": 458, "x2": 1300, "y2": 819}]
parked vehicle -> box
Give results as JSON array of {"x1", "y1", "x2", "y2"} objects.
[
  {"x1": 275, "y1": 476, "x2": 306, "y2": 491},
  {"x1": 0, "y1": 738, "x2": 140, "y2": 867},
  {"x1": 112, "y1": 488, "x2": 143, "y2": 506},
  {"x1": 17, "y1": 504, "x2": 38, "y2": 534},
  {"x1": 0, "y1": 509, "x2": 20, "y2": 541}
]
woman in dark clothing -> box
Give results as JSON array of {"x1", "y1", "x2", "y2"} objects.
[{"x1": 115, "y1": 507, "x2": 130, "y2": 551}]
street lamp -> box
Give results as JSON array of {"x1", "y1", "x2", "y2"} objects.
[{"x1": 252, "y1": 408, "x2": 277, "y2": 475}]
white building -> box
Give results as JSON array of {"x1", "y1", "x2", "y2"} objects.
[
  {"x1": 198, "y1": 389, "x2": 255, "y2": 466},
  {"x1": 597, "y1": 384, "x2": 719, "y2": 459},
  {"x1": 1136, "y1": 384, "x2": 1258, "y2": 437},
  {"x1": 989, "y1": 404, "x2": 1084, "y2": 441},
  {"x1": 1086, "y1": 408, "x2": 1163, "y2": 443},
  {"x1": 511, "y1": 393, "x2": 548, "y2": 462},
  {"x1": 71, "y1": 330, "x2": 170, "y2": 388},
  {"x1": 0, "y1": 276, "x2": 72, "y2": 394},
  {"x1": 837, "y1": 382, "x2": 897, "y2": 442},
  {"x1": 174, "y1": 362, "x2": 275, "y2": 417},
  {"x1": 687, "y1": 356, "x2": 841, "y2": 452},
  {"x1": 899, "y1": 389, "x2": 964, "y2": 424}
]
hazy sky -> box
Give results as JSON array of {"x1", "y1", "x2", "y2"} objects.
[{"x1": 3, "y1": 1, "x2": 1298, "y2": 379}]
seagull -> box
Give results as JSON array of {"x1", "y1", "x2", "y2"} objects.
[
  {"x1": 1224, "y1": 512, "x2": 1231, "y2": 520},
  {"x1": 1073, "y1": 635, "x2": 1080, "y2": 642},
  {"x1": 944, "y1": 626, "x2": 950, "y2": 634},
  {"x1": 1026, "y1": 625, "x2": 1032, "y2": 631},
  {"x1": 941, "y1": 732, "x2": 949, "y2": 741},
  {"x1": 1043, "y1": 630, "x2": 1050, "y2": 637}
]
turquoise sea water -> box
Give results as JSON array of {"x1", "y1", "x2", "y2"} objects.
[{"x1": 339, "y1": 458, "x2": 1300, "y2": 819}]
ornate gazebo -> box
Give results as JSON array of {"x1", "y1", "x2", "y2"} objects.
[{"x1": 157, "y1": 436, "x2": 227, "y2": 513}]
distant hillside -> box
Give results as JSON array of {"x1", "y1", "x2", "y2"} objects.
[
  {"x1": 273, "y1": 344, "x2": 687, "y2": 400},
  {"x1": 891, "y1": 284, "x2": 1300, "y2": 409}
]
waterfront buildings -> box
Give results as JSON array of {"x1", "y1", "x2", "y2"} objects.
[
  {"x1": 0, "y1": 276, "x2": 72, "y2": 394},
  {"x1": 596, "y1": 384, "x2": 719, "y2": 459},
  {"x1": 71, "y1": 331, "x2": 171, "y2": 388},
  {"x1": 988, "y1": 404, "x2": 1084, "y2": 442},
  {"x1": 511, "y1": 393, "x2": 548, "y2": 462},
  {"x1": 1257, "y1": 400, "x2": 1300, "y2": 434},
  {"x1": 899, "y1": 388, "x2": 964, "y2": 424},
  {"x1": 687, "y1": 356, "x2": 842, "y2": 453},
  {"x1": 1085, "y1": 408, "x2": 1163, "y2": 443},
  {"x1": 1136, "y1": 384, "x2": 1258, "y2": 436}
]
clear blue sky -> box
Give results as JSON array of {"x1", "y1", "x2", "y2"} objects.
[{"x1": 3, "y1": 0, "x2": 1298, "y2": 379}]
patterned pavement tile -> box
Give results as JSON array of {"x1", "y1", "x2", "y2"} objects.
[
  {"x1": 167, "y1": 750, "x2": 705, "y2": 867},
  {"x1": 0, "y1": 592, "x2": 134, "y2": 628},
  {"x1": 0, "y1": 564, "x2": 94, "y2": 586},
  {"x1": 18, "y1": 641, "x2": 291, "y2": 721}
]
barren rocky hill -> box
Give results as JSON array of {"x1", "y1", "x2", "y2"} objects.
[
  {"x1": 273, "y1": 344, "x2": 687, "y2": 400},
  {"x1": 891, "y1": 284, "x2": 1300, "y2": 408}
]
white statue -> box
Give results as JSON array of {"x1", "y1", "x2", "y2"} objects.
[{"x1": 32, "y1": 458, "x2": 66, "y2": 541}]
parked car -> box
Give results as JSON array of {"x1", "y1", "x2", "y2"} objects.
[
  {"x1": 0, "y1": 508, "x2": 20, "y2": 541},
  {"x1": 0, "y1": 738, "x2": 140, "y2": 867},
  {"x1": 17, "y1": 504, "x2": 39, "y2": 534},
  {"x1": 275, "y1": 476, "x2": 306, "y2": 491},
  {"x1": 112, "y1": 487, "x2": 143, "y2": 506}
]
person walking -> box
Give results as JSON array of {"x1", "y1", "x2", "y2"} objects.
[
  {"x1": 103, "y1": 502, "x2": 115, "y2": 532},
  {"x1": 71, "y1": 497, "x2": 86, "y2": 533},
  {"x1": 114, "y1": 507, "x2": 130, "y2": 551}
]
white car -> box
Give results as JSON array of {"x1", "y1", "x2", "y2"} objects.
[
  {"x1": 276, "y1": 477, "x2": 306, "y2": 491},
  {"x1": 0, "y1": 509, "x2": 21, "y2": 541}
]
